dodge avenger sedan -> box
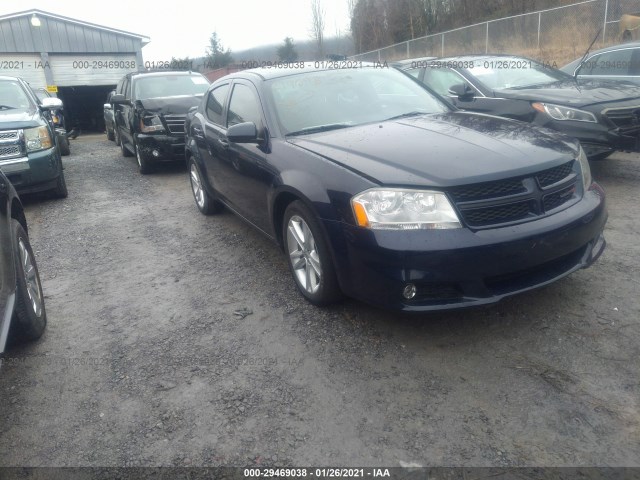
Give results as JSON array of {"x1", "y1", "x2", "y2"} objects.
[
  {"x1": 185, "y1": 63, "x2": 607, "y2": 311},
  {"x1": 399, "y1": 55, "x2": 640, "y2": 160}
]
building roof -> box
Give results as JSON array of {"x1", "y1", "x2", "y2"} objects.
[{"x1": 0, "y1": 9, "x2": 149, "y2": 53}]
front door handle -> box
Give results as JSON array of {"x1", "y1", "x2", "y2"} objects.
[{"x1": 218, "y1": 139, "x2": 229, "y2": 149}]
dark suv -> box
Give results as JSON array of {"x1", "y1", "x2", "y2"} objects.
[
  {"x1": 0, "y1": 76, "x2": 68, "y2": 198},
  {"x1": 112, "y1": 71, "x2": 210, "y2": 173}
]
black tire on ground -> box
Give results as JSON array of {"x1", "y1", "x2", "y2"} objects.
[
  {"x1": 282, "y1": 200, "x2": 342, "y2": 306},
  {"x1": 52, "y1": 162, "x2": 68, "y2": 199},
  {"x1": 135, "y1": 141, "x2": 152, "y2": 174},
  {"x1": 107, "y1": 127, "x2": 115, "y2": 141},
  {"x1": 8, "y1": 220, "x2": 47, "y2": 343},
  {"x1": 58, "y1": 134, "x2": 70, "y2": 156},
  {"x1": 188, "y1": 157, "x2": 223, "y2": 215}
]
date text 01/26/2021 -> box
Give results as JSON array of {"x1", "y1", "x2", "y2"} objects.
[{"x1": 243, "y1": 469, "x2": 391, "y2": 477}]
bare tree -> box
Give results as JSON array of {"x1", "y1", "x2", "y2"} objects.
[{"x1": 310, "y1": 0, "x2": 326, "y2": 58}]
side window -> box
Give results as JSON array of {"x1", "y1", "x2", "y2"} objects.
[
  {"x1": 580, "y1": 49, "x2": 634, "y2": 76},
  {"x1": 405, "y1": 68, "x2": 422, "y2": 78},
  {"x1": 205, "y1": 84, "x2": 230, "y2": 125},
  {"x1": 423, "y1": 68, "x2": 469, "y2": 96},
  {"x1": 124, "y1": 77, "x2": 131, "y2": 100},
  {"x1": 227, "y1": 84, "x2": 263, "y2": 128}
]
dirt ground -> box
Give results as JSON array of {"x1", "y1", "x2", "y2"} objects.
[{"x1": 0, "y1": 133, "x2": 638, "y2": 468}]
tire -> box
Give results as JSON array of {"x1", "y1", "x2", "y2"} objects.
[
  {"x1": 58, "y1": 134, "x2": 70, "y2": 156},
  {"x1": 52, "y1": 163, "x2": 68, "y2": 199},
  {"x1": 188, "y1": 158, "x2": 222, "y2": 215},
  {"x1": 283, "y1": 201, "x2": 342, "y2": 305},
  {"x1": 9, "y1": 220, "x2": 47, "y2": 343},
  {"x1": 107, "y1": 126, "x2": 115, "y2": 141},
  {"x1": 114, "y1": 127, "x2": 121, "y2": 146},
  {"x1": 135, "y1": 141, "x2": 152, "y2": 174}
]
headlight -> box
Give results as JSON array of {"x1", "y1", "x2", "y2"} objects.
[
  {"x1": 576, "y1": 144, "x2": 592, "y2": 190},
  {"x1": 532, "y1": 102, "x2": 597, "y2": 123},
  {"x1": 351, "y1": 189, "x2": 462, "y2": 230},
  {"x1": 140, "y1": 115, "x2": 165, "y2": 133},
  {"x1": 24, "y1": 126, "x2": 53, "y2": 152}
]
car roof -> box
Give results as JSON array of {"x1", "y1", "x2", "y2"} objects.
[
  {"x1": 127, "y1": 70, "x2": 205, "y2": 79},
  {"x1": 397, "y1": 53, "x2": 538, "y2": 69},
  {"x1": 213, "y1": 61, "x2": 385, "y2": 82},
  {"x1": 561, "y1": 42, "x2": 640, "y2": 69},
  {"x1": 391, "y1": 56, "x2": 436, "y2": 67}
]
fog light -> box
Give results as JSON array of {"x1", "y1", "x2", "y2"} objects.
[
  {"x1": 152, "y1": 149, "x2": 160, "y2": 157},
  {"x1": 403, "y1": 283, "x2": 417, "y2": 300}
]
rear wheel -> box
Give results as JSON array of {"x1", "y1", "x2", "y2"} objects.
[
  {"x1": 283, "y1": 201, "x2": 342, "y2": 305},
  {"x1": 9, "y1": 220, "x2": 47, "y2": 343},
  {"x1": 189, "y1": 158, "x2": 222, "y2": 214},
  {"x1": 106, "y1": 126, "x2": 115, "y2": 141}
]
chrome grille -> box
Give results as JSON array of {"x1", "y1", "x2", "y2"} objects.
[
  {"x1": 164, "y1": 115, "x2": 186, "y2": 135},
  {"x1": 0, "y1": 130, "x2": 19, "y2": 141},
  {"x1": 0, "y1": 145, "x2": 21, "y2": 158}
]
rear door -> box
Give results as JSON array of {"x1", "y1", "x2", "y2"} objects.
[{"x1": 217, "y1": 80, "x2": 272, "y2": 234}]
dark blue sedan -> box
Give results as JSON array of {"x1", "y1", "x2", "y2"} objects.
[{"x1": 184, "y1": 63, "x2": 607, "y2": 311}]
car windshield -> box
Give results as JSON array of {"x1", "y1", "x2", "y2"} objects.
[
  {"x1": 0, "y1": 80, "x2": 33, "y2": 110},
  {"x1": 264, "y1": 67, "x2": 450, "y2": 135},
  {"x1": 134, "y1": 75, "x2": 209, "y2": 100},
  {"x1": 467, "y1": 58, "x2": 571, "y2": 90}
]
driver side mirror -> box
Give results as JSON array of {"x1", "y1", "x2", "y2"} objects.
[
  {"x1": 448, "y1": 83, "x2": 475, "y2": 101},
  {"x1": 111, "y1": 94, "x2": 130, "y2": 105},
  {"x1": 227, "y1": 122, "x2": 258, "y2": 143},
  {"x1": 40, "y1": 97, "x2": 63, "y2": 110}
]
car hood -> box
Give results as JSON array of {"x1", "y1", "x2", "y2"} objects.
[
  {"x1": 287, "y1": 112, "x2": 578, "y2": 187},
  {"x1": 498, "y1": 79, "x2": 640, "y2": 108},
  {"x1": 136, "y1": 95, "x2": 202, "y2": 114},
  {"x1": 0, "y1": 108, "x2": 42, "y2": 129}
]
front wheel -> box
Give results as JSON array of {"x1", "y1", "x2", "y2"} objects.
[
  {"x1": 58, "y1": 133, "x2": 70, "y2": 156},
  {"x1": 9, "y1": 220, "x2": 47, "y2": 343},
  {"x1": 135, "y1": 141, "x2": 152, "y2": 174},
  {"x1": 51, "y1": 161, "x2": 68, "y2": 199},
  {"x1": 189, "y1": 158, "x2": 222, "y2": 215},
  {"x1": 283, "y1": 201, "x2": 342, "y2": 305},
  {"x1": 121, "y1": 135, "x2": 133, "y2": 158}
]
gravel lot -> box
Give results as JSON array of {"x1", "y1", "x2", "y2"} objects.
[{"x1": 0, "y1": 133, "x2": 639, "y2": 467}]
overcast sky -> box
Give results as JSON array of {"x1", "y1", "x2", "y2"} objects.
[{"x1": 0, "y1": 1, "x2": 352, "y2": 60}]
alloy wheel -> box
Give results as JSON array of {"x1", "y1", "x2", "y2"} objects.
[
  {"x1": 287, "y1": 215, "x2": 322, "y2": 294},
  {"x1": 18, "y1": 238, "x2": 43, "y2": 317},
  {"x1": 190, "y1": 163, "x2": 205, "y2": 208}
]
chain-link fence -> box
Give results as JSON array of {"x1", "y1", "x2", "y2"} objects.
[{"x1": 351, "y1": 0, "x2": 640, "y2": 66}]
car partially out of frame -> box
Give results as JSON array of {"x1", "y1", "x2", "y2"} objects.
[{"x1": 185, "y1": 63, "x2": 607, "y2": 312}]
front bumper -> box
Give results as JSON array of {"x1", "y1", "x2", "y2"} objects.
[
  {"x1": 135, "y1": 133, "x2": 186, "y2": 162},
  {"x1": 0, "y1": 147, "x2": 62, "y2": 194},
  {"x1": 535, "y1": 115, "x2": 640, "y2": 158},
  {"x1": 326, "y1": 186, "x2": 607, "y2": 311}
]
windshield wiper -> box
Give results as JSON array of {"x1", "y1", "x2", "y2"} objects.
[
  {"x1": 0, "y1": 105, "x2": 16, "y2": 110},
  {"x1": 285, "y1": 123, "x2": 351, "y2": 136},
  {"x1": 384, "y1": 111, "x2": 429, "y2": 121}
]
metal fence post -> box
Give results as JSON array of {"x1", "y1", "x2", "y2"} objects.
[
  {"x1": 485, "y1": 22, "x2": 489, "y2": 53},
  {"x1": 537, "y1": 12, "x2": 541, "y2": 49},
  {"x1": 441, "y1": 34, "x2": 444, "y2": 57},
  {"x1": 602, "y1": 0, "x2": 609, "y2": 44},
  {"x1": 407, "y1": 41, "x2": 410, "y2": 59}
]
